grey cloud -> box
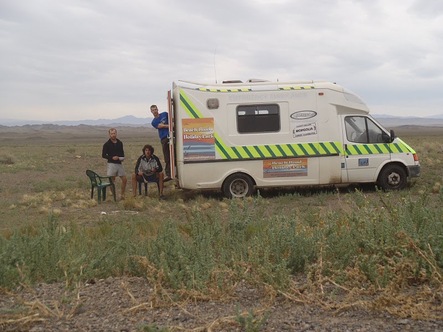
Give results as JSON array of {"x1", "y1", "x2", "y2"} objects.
[{"x1": 1, "y1": 0, "x2": 442, "y2": 121}]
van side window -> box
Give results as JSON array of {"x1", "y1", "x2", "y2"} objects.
[
  {"x1": 345, "y1": 116, "x2": 386, "y2": 143},
  {"x1": 237, "y1": 104, "x2": 280, "y2": 133}
]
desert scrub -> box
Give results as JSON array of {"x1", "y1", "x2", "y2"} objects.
[
  {"x1": 0, "y1": 190, "x2": 442, "y2": 300},
  {"x1": 0, "y1": 215, "x2": 151, "y2": 288},
  {"x1": 144, "y1": 198, "x2": 317, "y2": 291},
  {"x1": 235, "y1": 307, "x2": 269, "y2": 332},
  {"x1": 0, "y1": 153, "x2": 15, "y2": 165},
  {"x1": 316, "y1": 192, "x2": 443, "y2": 289}
]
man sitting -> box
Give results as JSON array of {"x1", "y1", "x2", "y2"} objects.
[{"x1": 131, "y1": 144, "x2": 165, "y2": 199}]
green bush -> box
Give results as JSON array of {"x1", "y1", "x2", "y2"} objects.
[{"x1": 0, "y1": 193, "x2": 442, "y2": 297}]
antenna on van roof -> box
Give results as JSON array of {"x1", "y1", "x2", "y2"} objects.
[{"x1": 213, "y1": 47, "x2": 218, "y2": 84}]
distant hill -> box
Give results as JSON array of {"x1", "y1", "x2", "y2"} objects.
[
  {"x1": 374, "y1": 114, "x2": 443, "y2": 128},
  {"x1": 1, "y1": 114, "x2": 443, "y2": 128},
  {"x1": 0, "y1": 115, "x2": 152, "y2": 127}
]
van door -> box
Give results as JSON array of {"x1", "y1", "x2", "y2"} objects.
[
  {"x1": 342, "y1": 115, "x2": 391, "y2": 183},
  {"x1": 167, "y1": 90, "x2": 176, "y2": 179}
]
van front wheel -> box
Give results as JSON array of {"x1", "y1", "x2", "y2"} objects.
[
  {"x1": 377, "y1": 164, "x2": 407, "y2": 190},
  {"x1": 222, "y1": 174, "x2": 254, "y2": 198}
]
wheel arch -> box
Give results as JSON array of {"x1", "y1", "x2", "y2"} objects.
[
  {"x1": 377, "y1": 161, "x2": 408, "y2": 181},
  {"x1": 221, "y1": 171, "x2": 257, "y2": 188},
  {"x1": 221, "y1": 171, "x2": 256, "y2": 198}
]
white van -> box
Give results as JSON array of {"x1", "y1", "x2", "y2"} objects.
[{"x1": 167, "y1": 80, "x2": 420, "y2": 198}]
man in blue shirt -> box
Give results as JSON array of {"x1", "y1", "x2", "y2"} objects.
[{"x1": 150, "y1": 104, "x2": 171, "y2": 181}]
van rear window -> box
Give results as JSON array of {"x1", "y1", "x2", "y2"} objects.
[{"x1": 236, "y1": 104, "x2": 280, "y2": 133}]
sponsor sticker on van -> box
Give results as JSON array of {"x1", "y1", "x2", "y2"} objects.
[
  {"x1": 290, "y1": 110, "x2": 317, "y2": 120},
  {"x1": 293, "y1": 122, "x2": 317, "y2": 138}
]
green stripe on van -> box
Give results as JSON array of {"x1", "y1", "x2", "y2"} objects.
[
  {"x1": 212, "y1": 141, "x2": 343, "y2": 160},
  {"x1": 180, "y1": 90, "x2": 203, "y2": 119},
  {"x1": 345, "y1": 142, "x2": 415, "y2": 156}
]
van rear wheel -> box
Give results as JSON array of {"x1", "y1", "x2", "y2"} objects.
[
  {"x1": 377, "y1": 164, "x2": 407, "y2": 190},
  {"x1": 222, "y1": 173, "x2": 254, "y2": 198}
]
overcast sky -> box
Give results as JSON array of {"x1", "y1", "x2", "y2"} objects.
[{"x1": 1, "y1": 0, "x2": 443, "y2": 122}]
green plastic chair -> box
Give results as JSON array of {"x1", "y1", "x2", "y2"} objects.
[{"x1": 86, "y1": 170, "x2": 116, "y2": 203}]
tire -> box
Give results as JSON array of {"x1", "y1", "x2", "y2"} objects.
[
  {"x1": 222, "y1": 173, "x2": 254, "y2": 198},
  {"x1": 377, "y1": 164, "x2": 407, "y2": 190}
]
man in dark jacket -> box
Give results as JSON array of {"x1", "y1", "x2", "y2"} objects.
[
  {"x1": 102, "y1": 128, "x2": 127, "y2": 200},
  {"x1": 131, "y1": 144, "x2": 165, "y2": 199}
]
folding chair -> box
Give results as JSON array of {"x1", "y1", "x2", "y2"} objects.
[{"x1": 137, "y1": 176, "x2": 160, "y2": 196}]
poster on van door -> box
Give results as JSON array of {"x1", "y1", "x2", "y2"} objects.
[
  {"x1": 182, "y1": 118, "x2": 215, "y2": 161},
  {"x1": 263, "y1": 158, "x2": 308, "y2": 178}
]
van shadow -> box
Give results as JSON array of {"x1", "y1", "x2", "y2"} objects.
[{"x1": 179, "y1": 183, "x2": 381, "y2": 201}]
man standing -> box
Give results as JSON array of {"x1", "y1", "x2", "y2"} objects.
[
  {"x1": 150, "y1": 104, "x2": 171, "y2": 181},
  {"x1": 102, "y1": 128, "x2": 127, "y2": 200}
]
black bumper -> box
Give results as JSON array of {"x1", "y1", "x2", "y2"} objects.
[{"x1": 408, "y1": 165, "x2": 420, "y2": 178}]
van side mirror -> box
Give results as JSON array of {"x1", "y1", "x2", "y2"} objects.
[
  {"x1": 382, "y1": 129, "x2": 395, "y2": 143},
  {"x1": 390, "y1": 129, "x2": 395, "y2": 143}
]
